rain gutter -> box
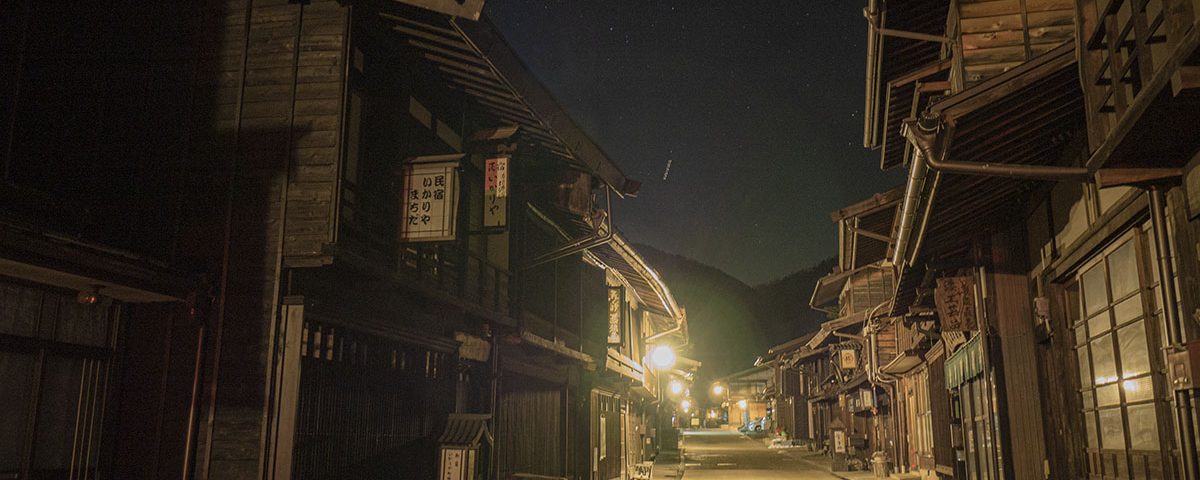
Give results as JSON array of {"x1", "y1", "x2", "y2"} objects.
[
  {"x1": 521, "y1": 185, "x2": 613, "y2": 270},
  {"x1": 863, "y1": 0, "x2": 882, "y2": 148}
]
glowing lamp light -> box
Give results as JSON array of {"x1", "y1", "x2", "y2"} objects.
[
  {"x1": 669, "y1": 380, "x2": 684, "y2": 395},
  {"x1": 712, "y1": 384, "x2": 725, "y2": 396},
  {"x1": 649, "y1": 345, "x2": 676, "y2": 370},
  {"x1": 680, "y1": 399, "x2": 691, "y2": 412},
  {"x1": 737, "y1": 399, "x2": 748, "y2": 409}
]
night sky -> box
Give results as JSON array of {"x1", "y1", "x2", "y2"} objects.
[{"x1": 487, "y1": 1, "x2": 901, "y2": 285}]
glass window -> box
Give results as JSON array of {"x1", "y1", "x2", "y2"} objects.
[
  {"x1": 1121, "y1": 377, "x2": 1154, "y2": 403},
  {"x1": 1126, "y1": 403, "x2": 1159, "y2": 451},
  {"x1": 1083, "y1": 264, "x2": 1109, "y2": 316},
  {"x1": 1099, "y1": 407, "x2": 1126, "y2": 450},
  {"x1": 1097, "y1": 383, "x2": 1121, "y2": 407},
  {"x1": 1112, "y1": 296, "x2": 1142, "y2": 325},
  {"x1": 1108, "y1": 241, "x2": 1139, "y2": 299},
  {"x1": 1117, "y1": 322, "x2": 1150, "y2": 378},
  {"x1": 1089, "y1": 312, "x2": 1111, "y2": 338},
  {"x1": 1091, "y1": 336, "x2": 1118, "y2": 385},
  {"x1": 1070, "y1": 230, "x2": 1169, "y2": 478}
]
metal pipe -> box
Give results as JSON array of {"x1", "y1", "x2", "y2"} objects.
[
  {"x1": 891, "y1": 135, "x2": 930, "y2": 267},
  {"x1": 520, "y1": 185, "x2": 614, "y2": 270},
  {"x1": 1148, "y1": 187, "x2": 1200, "y2": 480},
  {"x1": 901, "y1": 115, "x2": 1092, "y2": 181},
  {"x1": 863, "y1": 0, "x2": 882, "y2": 148}
]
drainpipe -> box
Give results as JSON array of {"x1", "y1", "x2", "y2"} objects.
[
  {"x1": 897, "y1": 113, "x2": 1198, "y2": 477},
  {"x1": 1148, "y1": 187, "x2": 1200, "y2": 480},
  {"x1": 863, "y1": 0, "x2": 882, "y2": 148},
  {"x1": 901, "y1": 114, "x2": 1092, "y2": 181},
  {"x1": 861, "y1": 301, "x2": 904, "y2": 474},
  {"x1": 521, "y1": 185, "x2": 614, "y2": 270}
]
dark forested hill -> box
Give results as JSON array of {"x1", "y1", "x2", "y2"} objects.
[{"x1": 632, "y1": 244, "x2": 834, "y2": 381}]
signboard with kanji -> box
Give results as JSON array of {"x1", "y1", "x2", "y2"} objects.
[
  {"x1": 608, "y1": 286, "x2": 623, "y2": 345},
  {"x1": 935, "y1": 276, "x2": 978, "y2": 331},
  {"x1": 839, "y1": 349, "x2": 858, "y2": 370},
  {"x1": 400, "y1": 155, "x2": 460, "y2": 242},
  {"x1": 483, "y1": 156, "x2": 509, "y2": 228}
]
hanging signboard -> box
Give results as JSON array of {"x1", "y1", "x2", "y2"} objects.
[
  {"x1": 400, "y1": 155, "x2": 461, "y2": 242},
  {"x1": 934, "y1": 276, "x2": 978, "y2": 331},
  {"x1": 396, "y1": 0, "x2": 487, "y2": 21},
  {"x1": 483, "y1": 156, "x2": 509, "y2": 229},
  {"x1": 607, "y1": 286, "x2": 624, "y2": 345},
  {"x1": 839, "y1": 349, "x2": 858, "y2": 370}
]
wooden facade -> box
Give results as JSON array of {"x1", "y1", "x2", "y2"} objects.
[
  {"x1": 831, "y1": 0, "x2": 1200, "y2": 478},
  {"x1": 0, "y1": 2, "x2": 690, "y2": 480}
]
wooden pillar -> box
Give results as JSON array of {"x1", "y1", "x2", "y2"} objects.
[{"x1": 987, "y1": 231, "x2": 1048, "y2": 480}]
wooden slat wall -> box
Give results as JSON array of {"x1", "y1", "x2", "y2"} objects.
[
  {"x1": 954, "y1": 0, "x2": 1075, "y2": 88},
  {"x1": 189, "y1": 1, "x2": 348, "y2": 479},
  {"x1": 990, "y1": 271, "x2": 1048, "y2": 480}
]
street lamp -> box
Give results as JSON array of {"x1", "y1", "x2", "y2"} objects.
[
  {"x1": 680, "y1": 399, "x2": 691, "y2": 412},
  {"x1": 669, "y1": 379, "x2": 684, "y2": 395},
  {"x1": 737, "y1": 399, "x2": 748, "y2": 410},
  {"x1": 711, "y1": 383, "x2": 724, "y2": 396},
  {"x1": 650, "y1": 344, "x2": 676, "y2": 370}
]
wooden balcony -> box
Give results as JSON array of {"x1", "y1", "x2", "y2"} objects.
[
  {"x1": 399, "y1": 243, "x2": 511, "y2": 316},
  {"x1": 1077, "y1": 0, "x2": 1200, "y2": 168}
]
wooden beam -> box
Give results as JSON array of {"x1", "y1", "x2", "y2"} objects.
[
  {"x1": 1172, "y1": 66, "x2": 1200, "y2": 95},
  {"x1": 917, "y1": 81, "x2": 952, "y2": 93},
  {"x1": 1094, "y1": 168, "x2": 1182, "y2": 188},
  {"x1": 889, "y1": 59, "x2": 954, "y2": 87},
  {"x1": 852, "y1": 227, "x2": 894, "y2": 244}
]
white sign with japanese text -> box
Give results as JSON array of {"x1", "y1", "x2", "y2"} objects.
[{"x1": 400, "y1": 156, "x2": 460, "y2": 242}]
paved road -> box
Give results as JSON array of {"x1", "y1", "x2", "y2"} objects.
[{"x1": 679, "y1": 429, "x2": 840, "y2": 479}]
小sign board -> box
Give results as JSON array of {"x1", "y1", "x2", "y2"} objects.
[
  {"x1": 400, "y1": 155, "x2": 461, "y2": 242},
  {"x1": 483, "y1": 156, "x2": 509, "y2": 228},
  {"x1": 935, "y1": 276, "x2": 977, "y2": 331}
]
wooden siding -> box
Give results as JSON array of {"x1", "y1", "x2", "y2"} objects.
[
  {"x1": 952, "y1": 0, "x2": 1075, "y2": 89},
  {"x1": 990, "y1": 271, "x2": 1048, "y2": 480},
  {"x1": 189, "y1": 1, "x2": 349, "y2": 479}
]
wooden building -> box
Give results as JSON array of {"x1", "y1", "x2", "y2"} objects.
[
  {"x1": 856, "y1": 0, "x2": 1200, "y2": 479},
  {"x1": 0, "y1": 1, "x2": 689, "y2": 479}
]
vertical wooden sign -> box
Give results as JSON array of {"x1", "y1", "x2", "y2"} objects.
[
  {"x1": 934, "y1": 276, "x2": 978, "y2": 331},
  {"x1": 483, "y1": 156, "x2": 509, "y2": 229}
]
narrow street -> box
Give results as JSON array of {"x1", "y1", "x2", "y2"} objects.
[{"x1": 677, "y1": 429, "x2": 839, "y2": 480}]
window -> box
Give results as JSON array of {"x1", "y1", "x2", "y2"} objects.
[{"x1": 1071, "y1": 233, "x2": 1171, "y2": 478}]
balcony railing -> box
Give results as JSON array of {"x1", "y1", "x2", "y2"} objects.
[{"x1": 399, "y1": 244, "x2": 511, "y2": 315}]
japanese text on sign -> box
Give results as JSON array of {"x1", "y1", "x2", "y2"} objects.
[
  {"x1": 483, "y1": 156, "x2": 509, "y2": 228},
  {"x1": 934, "y1": 276, "x2": 977, "y2": 331},
  {"x1": 400, "y1": 157, "x2": 460, "y2": 242}
]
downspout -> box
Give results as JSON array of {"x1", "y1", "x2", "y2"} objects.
[
  {"x1": 521, "y1": 185, "x2": 614, "y2": 270},
  {"x1": 862, "y1": 301, "x2": 904, "y2": 473},
  {"x1": 863, "y1": 0, "x2": 882, "y2": 148},
  {"x1": 1148, "y1": 187, "x2": 1200, "y2": 480},
  {"x1": 901, "y1": 114, "x2": 1092, "y2": 181}
]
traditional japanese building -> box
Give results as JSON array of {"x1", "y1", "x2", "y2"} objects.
[
  {"x1": 0, "y1": 1, "x2": 689, "y2": 479},
  {"x1": 857, "y1": 0, "x2": 1200, "y2": 479}
]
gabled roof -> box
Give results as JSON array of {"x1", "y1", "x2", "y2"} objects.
[{"x1": 379, "y1": 4, "x2": 638, "y2": 195}]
